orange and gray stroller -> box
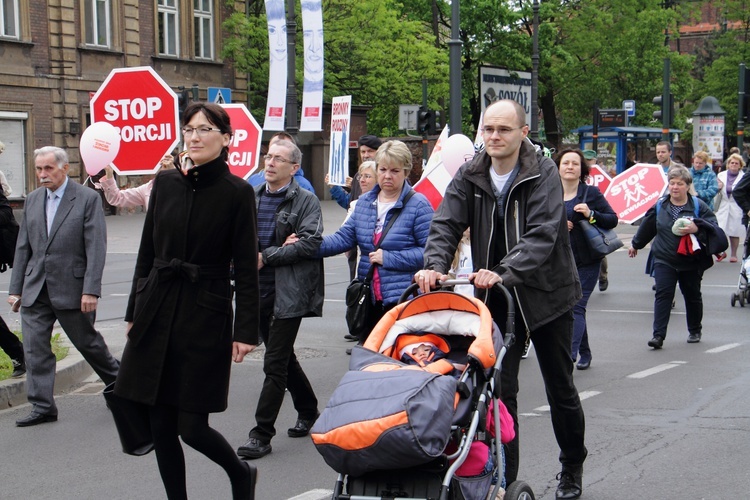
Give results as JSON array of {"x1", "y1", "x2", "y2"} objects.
[{"x1": 311, "y1": 281, "x2": 535, "y2": 500}]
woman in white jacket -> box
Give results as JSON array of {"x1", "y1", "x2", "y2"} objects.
[{"x1": 716, "y1": 153, "x2": 746, "y2": 262}]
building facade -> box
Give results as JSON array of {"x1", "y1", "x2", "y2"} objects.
[{"x1": 0, "y1": 0, "x2": 247, "y2": 201}]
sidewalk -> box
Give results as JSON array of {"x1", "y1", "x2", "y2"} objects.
[{"x1": 0, "y1": 200, "x2": 349, "y2": 410}]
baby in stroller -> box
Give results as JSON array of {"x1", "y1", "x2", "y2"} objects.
[{"x1": 312, "y1": 288, "x2": 533, "y2": 500}]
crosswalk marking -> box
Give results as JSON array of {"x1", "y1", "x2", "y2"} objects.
[
  {"x1": 532, "y1": 391, "x2": 601, "y2": 413},
  {"x1": 627, "y1": 361, "x2": 686, "y2": 379}
]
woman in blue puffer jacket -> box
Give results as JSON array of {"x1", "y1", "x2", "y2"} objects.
[{"x1": 319, "y1": 140, "x2": 434, "y2": 344}]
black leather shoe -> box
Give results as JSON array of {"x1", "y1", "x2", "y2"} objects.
[
  {"x1": 11, "y1": 358, "x2": 26, "y2": 378},
  {"x1": 288, "y1": 413, "x2": 320, "y2": 438},
  {"x1": 237, "y1": 438, "x2": 272, "y2": 459},
  {"x1": 556, "y1": 467, "x2": 582, "y2": 499},
  {"x1": 598, "y1": 279, "x2": 608, "y2": 292},
  {"x1": 648, "y1": 336, "x2": 664, "y2": 349},
  {"x1": 343, "y1": 334, "x2": 358, "y2": 342},
  {"x1": 687, "y1": 333, "x2": 701, "y2": 343},
  {"x1": 15, "y1": 411, "x2": 58, "y2": 427}
]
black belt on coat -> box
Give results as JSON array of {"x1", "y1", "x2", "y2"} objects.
[{"x1": 127, "y1": 258, "x2": 230, "y2": 347}]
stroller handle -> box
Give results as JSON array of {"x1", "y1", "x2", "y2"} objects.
[{"x1": 398, "y1": 279, "x2": 516, "y2": 349}]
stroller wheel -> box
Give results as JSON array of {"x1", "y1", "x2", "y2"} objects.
[
  {"x1": 504, "y1": 480, "x2": 535, "y2": 500},
  {"x1": 740, "y1": 293, "x2": 746, "y2": 307},
  {"x1": 731, "y1": 294, "x2": 738, "y2": 307}
]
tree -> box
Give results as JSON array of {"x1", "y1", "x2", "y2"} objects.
[{"x1": 222, "y1": 0, "x2": 448, "y2": 137}]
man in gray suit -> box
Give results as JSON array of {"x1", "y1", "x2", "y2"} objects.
[{"x1": 8, "y1": 146, "x2": 119, "y2": 427}]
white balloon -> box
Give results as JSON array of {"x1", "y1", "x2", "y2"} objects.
[
  {"x1": 80, "y1": 122, "x2": 121, "y2": 176},
  {"x1": 441, "y1": 134, "x2": 475, "y2": 175}
]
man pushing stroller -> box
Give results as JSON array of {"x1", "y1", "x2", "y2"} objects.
[{"x1": 417, "y1": 100, "x2": 587, "y2": 499}]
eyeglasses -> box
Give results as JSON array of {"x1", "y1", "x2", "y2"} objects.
[
  {"x1": 181, "y1": 127, "x2": 222, "y2": 137},
  {"x1": 482, "y1": 126, "x2": 523, "y2": 137},
  {"x1": 264, "y1": 155, "x2": 294, "y2": 164},
  {"x1": 360, "y1": 174, "x2": 375, "y2": 180}
]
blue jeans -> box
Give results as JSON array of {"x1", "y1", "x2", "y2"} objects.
[
  {"x1": 572, "y1": 262, "x2": 600, "y2": 362},
  {"x1": 652, "y1": 262, "x2": 703, "y2": 339}
]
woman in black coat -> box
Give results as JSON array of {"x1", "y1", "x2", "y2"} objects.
[
  {"x1": 115, "y1": 103, "x2": 259, "y2": 499},
  {"x1": 557, "y1": 149, "x2": 618, "y2": 370}
]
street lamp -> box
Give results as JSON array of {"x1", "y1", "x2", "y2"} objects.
[
  {"x1": 448, "y1": 0, "x2": 462, "y2": 135},
  {"x1": 530, "y1": 0, "x2": 540, "y2": 141}
]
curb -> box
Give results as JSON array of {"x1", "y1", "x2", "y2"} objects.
[
  {"x1": 0, "y1": 320, "x2": 126, "y2": 411},
  {"x1": 0, "y1": 349, "x2": 92, "y2": 410}
]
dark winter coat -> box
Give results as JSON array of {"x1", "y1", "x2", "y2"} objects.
[
  {"x1": 115, "y1": 158, "x2": 259, "y2": 413},
  {"x1": 566, "y1": 183, "x2": 619, "y2": 267},
  {"x1": 254, "y1": 178, "x2": 325, "y2": 319},
  {"x1": 423, "y1": 140, "x2": 582, "y2": 332}
]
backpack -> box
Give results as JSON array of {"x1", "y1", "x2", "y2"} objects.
[{"x1": 0, "y1": 210, "x2": 19, "y2": 273}]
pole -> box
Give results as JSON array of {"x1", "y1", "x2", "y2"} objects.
[
  {"x1": 592, "y1": 100, "x2": 599, "y2": 153},
  {"x1": 530, "y1": 0, "x2": 540, "y2": 141},
  {"x1": 285, "y1": 0, "x2": 299, "y2": 137},
  {"x1": 739, "y1": 63, "x2": 746, "y2": 150},
  {"x1": 662, "y1": 58, "x2": 671, "y2": 142},
  {"x1": 422, "y1": 78, "x2": 429, "y2": 163},
  {"x1": 448, "y1": 0, "x2": 462, "y2": 135}
]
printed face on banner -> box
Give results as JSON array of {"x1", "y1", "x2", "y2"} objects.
[
  {"x1": 302, "y1": 2, "x2": 324, "y2": 79},
  {"x1": 266, "y1": 0, "x2": 287, "y2": 63}
]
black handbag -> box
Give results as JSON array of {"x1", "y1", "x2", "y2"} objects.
[
  {"x1": 577, "y1": 187, "x2": 623, "y2": 259},
  {"x1": 345, "y1": 266, "x2": 376, "y2": 339},
  {"x1": 344, "y1": 191, "x2": 415, "y2": 339},
  {"x1": 103, "y1": 382, "x2": 154, "y2": 456}
]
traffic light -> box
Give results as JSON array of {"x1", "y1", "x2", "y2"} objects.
[
  {"x1": 417, "y1": 106, "x2": 432, "y2": 135},
  {"x1": 178, "y1": 87, "x2": 190, "y2": 118},
  {"x1": 652, "y1": 93, "x2": 674, "y2": 128},
  {"x1": 427, "y1": 111, "x2": 443, "y2": 135}
]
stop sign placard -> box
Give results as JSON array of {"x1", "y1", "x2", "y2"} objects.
[
  {"x1": 221, "y1": 104, "x2": 262, "y2": 180},
  {"x1": 584, "y1": 165, "x2": 612, "y2": 194},
  {"x1": 90, "y1": 66, "x2": 179, "y2": 175},
  {"x1": 603, "y1": 163, "x2": 667, "y2": 224}
]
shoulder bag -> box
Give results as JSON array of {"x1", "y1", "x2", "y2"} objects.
[
  {"x1": 577, "y1": 186, "x2": 623, "y2": 259},
  {"x1": 345, "y1": 191, "x2": 415, "y2": 339}
]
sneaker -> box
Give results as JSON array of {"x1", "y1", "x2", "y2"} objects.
[
  {"x1": 11, "y1": 358, "x2": 26, "y2": 378},
  {"x1": 521, "y1": 339, "x2": 532, "y2": 359},
  {"x1": 648, "y1": 336, "x2": 664, "y2": 349},
  {"x1": 687, "y1": 333, "x2": 701, "y2": 343},
  {"x1": 237, "y1": 437, "x2": 272, "y2": 459},
  {"x1": 598, "y1": 279, "x2": 608, "y2": 292},
  {"x1": 555, "y1": 467, "x2": 582, "y2": 499}
]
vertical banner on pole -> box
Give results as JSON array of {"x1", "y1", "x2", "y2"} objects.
[
  {"x1": 264, "y1": 0, "x2": 287, "y2": 131},
  {"x1": 300, "y1": 0, "x2": 324, "y2": 131},
  {"x1": 328, "y1": 96, "x2": 352, "y2": 186}
]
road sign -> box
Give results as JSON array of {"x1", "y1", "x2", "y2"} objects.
[
  {"x1": 90, "y1": 66, "x2": 179, "y2": 175},
  {"x1": 622, "y1": 99, "x2": 636, "y2": 117},
  {"x1": 399, "y1": 104, "x2": 420, "y2": 131},
  {"x1": 220, "y1": 103, "x2": 262, "y2": 180},
  {"x1": 603, "y1": 163, "x2": 667, "y2": 224},
  {"x1": 208, "y1": 87, "x2": 232, "y2": 104},
  {"x1": 585, "y1": 165, "x2": 612, "y2": 194}
]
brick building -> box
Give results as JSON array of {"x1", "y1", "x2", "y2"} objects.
[{"x1": 0, "y1": 1, "x2": 248, "y2": 203}]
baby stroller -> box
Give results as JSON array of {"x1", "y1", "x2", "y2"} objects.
[
  {"x1": 730, "y1": 224, "x2": 750, "y2": 307},
  {"x1": 311, "y1": 280, "x2": 535, "y2": 500}
]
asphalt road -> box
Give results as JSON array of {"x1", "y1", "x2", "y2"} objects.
[{"x1": 1, "y1": 202, "x2": 749, "y2": 499}]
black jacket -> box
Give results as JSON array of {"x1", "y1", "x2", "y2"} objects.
[{"x1": 424, "y1": 140, "x2": 581, "y2": 332}]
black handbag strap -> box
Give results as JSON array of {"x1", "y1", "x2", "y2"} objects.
[{"x1": 364, "y1": 190, "x2": 416, "y2": 282}]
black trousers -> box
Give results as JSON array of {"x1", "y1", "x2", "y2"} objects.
[
  {"x1": 0, "y1": 316, "x2": 23, "y2": 360},
  {"x1": 491, "y1": 296, "x2": 587, "y2": 484},
  {"x1": 249, "y1": 300, "x2": 318, "y2": 442}
]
